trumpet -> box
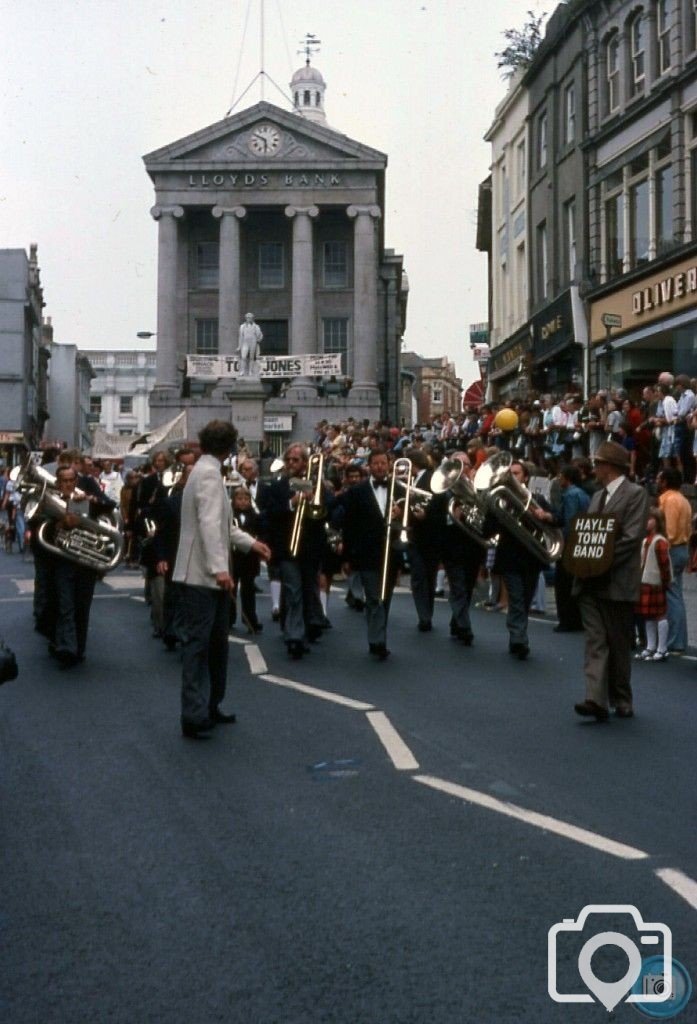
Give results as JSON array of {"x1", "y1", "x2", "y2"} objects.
[{"x1": 289, "y1": 452, "x2": 326, "y2": 557}]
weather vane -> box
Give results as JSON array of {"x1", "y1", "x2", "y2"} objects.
[{"x1": 298, "y1": 32, "x2": 321, "y2": 66}]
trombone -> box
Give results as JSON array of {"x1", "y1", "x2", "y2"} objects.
[
  {"x1": 289, "y1": 452, "x2": 326, "y2": 557},
  {"x1": 379, "y1": 457, "x2": 412, "y2": 602}
]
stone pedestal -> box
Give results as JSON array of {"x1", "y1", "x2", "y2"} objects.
[{"x1": 223, "y1": 379, "x2": 267, "y2": 455}]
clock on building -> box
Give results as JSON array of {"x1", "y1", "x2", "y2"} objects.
[{"x1": 248, "y1": 124, "x2": 282, "y2": 156}]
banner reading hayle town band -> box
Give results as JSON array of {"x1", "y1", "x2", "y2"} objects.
[
  {"x1": 186, "y1": 354, "x2": 343, "y2": 380},
  {"x1": 562, "y1": 514, "x2": 617, "y2": 578}
]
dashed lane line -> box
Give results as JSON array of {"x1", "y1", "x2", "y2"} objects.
[
  {"x1": 655, "y1": 868, "x2": 697, "y2": 911},
  {"x1": 245, "y1": 644, "x2": 267, "y2": 675},
  {"x1": 412, "y1": 774, "x2": 649, "y2": 862},
  {"x1": 259, "y1": 673, "x2": 374, "y2": 712},
  {"x1": 228, "y1": 635, "x2": 250, "y2": 645},
  {"x1": 366, "y1": 711, "x2": 419, "y2": 771}
]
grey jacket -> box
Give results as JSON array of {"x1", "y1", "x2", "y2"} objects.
[{"x1": 173, "y1": 454, "x2": 254, "y2": 588}]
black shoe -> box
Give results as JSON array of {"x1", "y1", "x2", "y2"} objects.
[
  {"x1": 181, "y1": 718, "x2": 214, "y2": 739},
  {"x1": 345, "y1": 593, "x2": 357, "y2": 609},
  {"x1": 509, "y1": 643, "x2": 529, "y2": 660},
  {"x1": 211, "y1": 708, "x2": 237, "y2": 724},
  {"x1": 251, "y1": 623, "x2": 263, "y2": 633},
  {"x1": 288, "y1": 640, "x2": 305, "y2": 660},
  {"x1": 56, "y1": 650, "x2": 81, "y2": 669},
  {"x1": 320, "y1": 617, "x2": 332, "y2": 630},
  {"x1": 434, "y1": 589, "x2": 445, "y2": 598},
  {"x1": 306, "y1": 624, "x2": 323, "y2": 643},
  {"x1": 369, "y1": 643, "x2": 390, "y2": 661},
  {"x1": 272, "y1": 608, "x2": 281, "y2": 622},
  {"x1": 417, "y1": 621, "x2": 432, "y2": 632},
  {"x1": 163, "y1": 635, "x2": 178, "y2": 651},
  {"x1": 352, "y1": 599, "x2": 365, "y2": 612},
  {"x1": 454, "y1": 628, "x2": 473, "y2": 646}
]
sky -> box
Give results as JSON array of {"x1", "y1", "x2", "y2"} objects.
[{"x1": 1, "y1": 0, "x2": 549, "y2": 387}]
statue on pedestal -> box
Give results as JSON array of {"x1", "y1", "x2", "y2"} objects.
[{"x1": 237, "y1": 312, "x2": 263, "y2": 377}]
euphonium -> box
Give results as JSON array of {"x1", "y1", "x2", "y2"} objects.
[
  {"x1": 473, "y1": 451, "x2": 562, "y2": 565},
  {"x1": 15, "y1": 460, "x2": 124, "y2": 573},
  {"x1": 431, "y1": 455, "x2": 492, "y2": 548}
]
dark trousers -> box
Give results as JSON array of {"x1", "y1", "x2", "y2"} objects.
[
  {"x1": 179, "y1": 584, "x2": 231, "y2": 726},
  {"x1": 579, "y1": 594, "x2": 634, "y2": 709},
  {"x1": 163, "y1": 577, "x2": 183, "y2": 642},
  {"x1": 279, "y1": 558, "x2": 323, "y2": 642},
  {"x1": 408, "y1": 544, "x2": 439, "y2": 624},
  {"x1": 444, "y1": 558, "x2": 479, "y2": 636},
  {"x1": 359, "y1": 564, "x2": 399, "y2": 648},
  {"x1": 501, "y1": 564, "x2": 539, "y2": 647},
  {"x1": 33, "y1": 545, "x2": 56, "y2": 638},
  {"x1": 554, "y1": 560, "x2": 583, "y2": 630},
  {"x1": 232, "y1": 572, "x2": 260, "y2": 629},
  {"x1": 53, "y1": 559, "x2": 97, "y2": 658}
]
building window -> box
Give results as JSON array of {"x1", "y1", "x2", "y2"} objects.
[
  {"x1": 258, "y1": 242, "x2": 284, "y2": 288},
  {"x1": 322, "y1": 318, "x2": 348, "y2": 373},
  {"x1": 629, "y1": 179, "x2": 650, "y2": 266},
  {"x1": 196, "y1": 242, "x2": 219, "y2": 288},
  {"x1": 657, "y1": 0, "x2": 672, "y2": 74},
  {"x1": 606, "y1": 192, "x2": 625, "y2": 277},
  {"x1": 432, "y1": 384, "x2": 443, "y2": 405},
  {"x1": 692, "y1": 0, "x2": 697, "y2": 51},
  {"x1": 606, "y1": 34, "x2": 620, "y2": 113},
  {"x1": 630, "y1": 14, "x2": 645, "y2": 93},
  {"x1": 323, "y1": 241, "x2": 348, "y2": 288},
  {"x1": 119, "y1": 396, "x2": 133, "y2": 415},
  {"x1": 656, "y1": 163, "x2": 674, "y2": 253},
  {"x1": 195, "y1": 318, "x2": 219, "y2": 355},
  {"x1": 565, "y1": 199, "x2": 577, "y2": 281},
  {"x1": 537, "y1": 112, "x2": 548, "y2": 169},
  {"x1": 89, "y1": 395, "x2": 102, "y2": 416},
  {"x1": 564, "y1": 83, "x2": 576, "y2": 144},
  {"x1": 304, "y1": 89, "x2": 311, "y2": 105},
  {"x1": 517, "y1": 139, "x2": 526, "y2": 193},
  {"x1": 537, "y1": 221, "x2": 548, "y2": 300}
]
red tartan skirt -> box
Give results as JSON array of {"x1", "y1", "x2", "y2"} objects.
[{"x1": 635, "y1": 584, "x2": 667, "y2": 619}]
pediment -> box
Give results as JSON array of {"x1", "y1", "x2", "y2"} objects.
[{"x1": 144, "y1": 102, "x2": 386, "y2": 169}]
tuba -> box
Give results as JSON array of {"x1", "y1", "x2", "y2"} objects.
[
  {"x1": 15, "y1": 461, "x2": 124, "y2": 573},
  {"x1": 473, "y1": 451, "x2": 563, "y2": 565},
  {"x1": 431, "y1": 455, "x2": 492, "y2": 548}
]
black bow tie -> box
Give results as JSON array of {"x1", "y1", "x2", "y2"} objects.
[{"x1": 372, "y1": 480, "x2": 387, "y2": 490}]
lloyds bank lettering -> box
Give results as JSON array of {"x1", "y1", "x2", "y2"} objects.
[{"x1": 187, "y1": 172, "x2": 342, "y2": 188}]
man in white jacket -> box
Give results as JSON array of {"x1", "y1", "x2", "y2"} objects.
[{"x1": 174, "y1": 420, "x2": 270, "y2": 738}]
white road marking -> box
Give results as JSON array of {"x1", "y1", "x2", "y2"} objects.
[
  {"x1": 413, "y1": 775, "x2": 649, "y2": 861},
  {"x1": 655, "y1": 868, "x2": 697, "y2": 911},
  {"x1": 102, "y1": 575, "x2": 142, "y2": 591},
  {"x1": 228, "y1": 635, "x2": 250, "y2": 645},
  {"x1": 259, "y1": 673, "x2": 374, "y2": 711},
  {"x1": 245, "y1": 644, "x2": 267, "y2": 675},
  {"x1": 0, "y1": 596, "x2": 32, "y2": 603},
  {"x1": 366, "y1": 711, "x2": 419, "y2": 771},
  {"x1": 11, "y1": 579, "x2": 34, "y2": 594},
  {"x1": 130, "y1": 595, "x2": 147, "y2": 603}
]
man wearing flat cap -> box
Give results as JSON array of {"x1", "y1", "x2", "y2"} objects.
[{"x1": 573, "y1": 440, "x2": 648, "y2": 722}]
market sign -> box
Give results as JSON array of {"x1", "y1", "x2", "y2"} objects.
[
  {"x1": 186, "y1": 353, "x2": 342, "y2": 380},
  {"x1": 0, "y1": 432, "x2": 25, "y2": 444},
  {"x1": 263, "y1": 414, "x2": 294, "y2": 433}
]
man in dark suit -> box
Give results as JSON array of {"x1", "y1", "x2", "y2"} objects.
[
  {"x1": 573, "y1": 440, "x2": 648, "y2": 721},
  {"x1": 261, "y1": 444, "x2": 326, "y2": 660},
  {"x1": 333, "y1": 448, "x2": 400, "y2": 660},
  {"x1": 405, "y1": 449, "x2": 443, "y2": 632}
]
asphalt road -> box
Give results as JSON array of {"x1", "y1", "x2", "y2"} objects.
[{"x1": 1, "y1": 554, "x2": 696, "y2": 1024}]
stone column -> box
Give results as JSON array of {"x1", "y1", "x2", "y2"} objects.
[
  {"x1": 285, "y1": 205, "x2": 319, "y2": 391},
  {"x1": 212, "y1": 205, "x2": 246, "y2": 357},
  {"x1": 347, "y1": 204, "x2": 381, "y2": 398},
  {"x1": 151, "y1": 204, "x2": 184, "y2": 391}
]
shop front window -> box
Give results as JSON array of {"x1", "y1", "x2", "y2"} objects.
[{"x1": 606, "y1": 193, "x2": 625, "y2": 278}]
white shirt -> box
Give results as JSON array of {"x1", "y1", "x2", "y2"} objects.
[{"x1": 371, "y1": 477, "x2": 388, "y2": 517}]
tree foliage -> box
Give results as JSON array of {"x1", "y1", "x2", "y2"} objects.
[{"x1": 495, "y1": 10, "x2": 547, "y2": 78}]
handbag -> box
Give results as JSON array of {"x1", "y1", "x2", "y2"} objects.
[{"x1": 0, "y1": 638, "x2": 18, "y2": 684}]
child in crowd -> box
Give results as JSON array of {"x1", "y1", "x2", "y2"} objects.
[
  {"x1": 635, "y1": 508, "x2": 673, "y2": 662},
  {"x1": 230, "y1": 486, "x2": 262, "y2": 634}
]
